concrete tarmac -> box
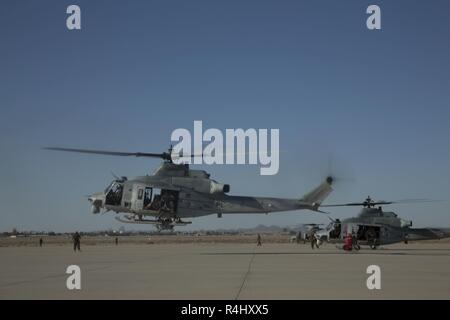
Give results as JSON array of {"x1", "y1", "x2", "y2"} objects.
[{"x1": 1, "y1": 242, "x2": 450, "y2": 299}]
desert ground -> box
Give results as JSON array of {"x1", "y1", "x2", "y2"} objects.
[{"x1": 1, "y1": 235, "x2": 449, "y2": 299}]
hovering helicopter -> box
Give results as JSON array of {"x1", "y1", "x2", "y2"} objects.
[
  {"x1": 45, "y1": 146, "x2": 334, "y2": 231},
  {"x1": 313, "y1": 196, "x2": 450, "y2": 249}
]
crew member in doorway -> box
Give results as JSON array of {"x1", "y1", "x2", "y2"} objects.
[{"x1": 160, "y1": 192, "x2": 176, "y2": 214}]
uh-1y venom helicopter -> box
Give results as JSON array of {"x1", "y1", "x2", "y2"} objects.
[
  {"x1": 45, "y1": 146, "x2": 334, "y2": 231},
  {"x1": 313, "y1": 196, "x2": 450, "y2": 249}
]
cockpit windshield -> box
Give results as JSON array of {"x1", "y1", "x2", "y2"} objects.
[
  {"x1": 104, "y1": 181, "x2": 116, "y2": 194},
  {"x1": 384, "y1": 212, "x2": 398, "y2": 218},
  {"x1": 105, "y1": 181, "x2": 124, "y2": 206}
]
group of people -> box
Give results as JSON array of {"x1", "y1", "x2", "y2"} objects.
[
  {"x1": 35, "y1": 230, "x2": 362, "y2": 250},
  {"x1": 307, "y1": 229, "x2": 360, "y2": 251},
  {"x1": 37, "y1": 232, "x2": 120, "y2": 251}
]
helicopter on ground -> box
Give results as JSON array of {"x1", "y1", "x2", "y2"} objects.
[
  {"x1": 289, "y1": 224, "x2": 325, "y2": 243},
  {"x1": 312, "y1": 196, "x2": 450, "y2": 249},
  {"x1": 45, "y1": 146, "x2": 334, "y2": 231}
]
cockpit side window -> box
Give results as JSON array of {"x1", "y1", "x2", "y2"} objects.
[{"x1": 104, "y1": 181, "x2": 115, "y2": 194}]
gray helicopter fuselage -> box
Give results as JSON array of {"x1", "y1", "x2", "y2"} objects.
[
  {"x1": 45, "y1": 146, "x2": 333, "y2": 230},
  {"x1": 91, "y1": 162, "x2": 330, "y2": 219},
  {"x1": 343, "y1": 207, "x2": 412, "y2": 228}
]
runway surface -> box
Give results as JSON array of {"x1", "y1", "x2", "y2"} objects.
[{"x1": 1, "y1": 242, "x2": 450, "y2": 299}]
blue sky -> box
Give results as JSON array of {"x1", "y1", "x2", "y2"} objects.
[{"x1": 1, "y1": 0, "x2": 449, "y2": 232}]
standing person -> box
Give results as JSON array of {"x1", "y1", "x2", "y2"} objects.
[
  {"x1": 39, "y1": 238, "x2": 43, "y2": 247},
  {"x1": 115, "y1": 237, "x2": 118, "y2": 246},
  {"x1": 343, "y1": 233, "x2": 353, "y2": 251},
  {"x1": 309, "y1": 231, "x2": 319, "y2": 249},
  {"x1": 351, "y1": 232, "x2": 359, "y2": 250},
  {"x1": 257, "y1": 233, "x2": 262, "y2": 246},
  {"x1": 310, "y1": 233, "x2": 315, "y2": 249},
  {"x1": 72, "y1": 232, "x2": 81, "y2": 252}
]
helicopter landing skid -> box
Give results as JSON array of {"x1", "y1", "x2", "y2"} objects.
[{"x1": 115, "y1": 216, "x2": 192, "y2": 228}]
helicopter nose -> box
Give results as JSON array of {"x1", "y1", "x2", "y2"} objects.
[
  {"x1": 88, "y1": 193, "x2": 105, "y2": 213},
  {"x1": 88, "y1": 194, "x2": 103, "y2": 204}
]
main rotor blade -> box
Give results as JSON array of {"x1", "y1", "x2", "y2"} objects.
[
  {"x1": 321, "y1": 199, "x2": 439, "y2": 208},
  {"x1": 321, "y1": 202, "x2": 369, "y2": 207},
  {"x1": 44, "y1": 147, "x2": 170, "y2": 160},
  {"x1": 172, "y1": 150, "x2": 283, "y2": 158},
  {"x1": 389, "y1": 198, "x2": 441, "y2": 204}
]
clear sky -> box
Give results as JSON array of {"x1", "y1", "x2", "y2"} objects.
[{"x1": 1, "y1": 0, "x2": 449, "y2": 232}]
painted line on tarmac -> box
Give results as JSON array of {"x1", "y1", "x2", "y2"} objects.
[{"x1": 234, "y1": 244, "x2": 257, "y2": 300}]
